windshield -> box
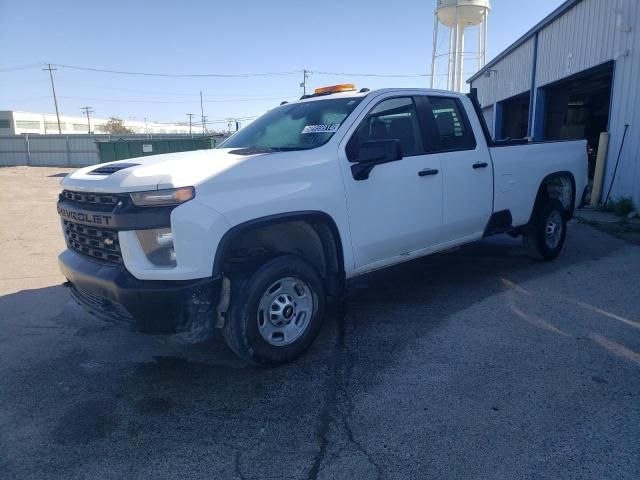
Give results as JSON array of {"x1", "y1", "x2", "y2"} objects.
[{"x1": 222, "y1": 97, "x2": 363, "y2": 152}]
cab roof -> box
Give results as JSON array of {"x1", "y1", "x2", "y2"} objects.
[{"x1": 291, "y1": 87, "x2": 465, "y2": 105}]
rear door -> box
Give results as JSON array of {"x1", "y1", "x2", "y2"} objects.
[
  {"x1": 337, "y1": 94, "x2": 443, "y2": 272},
  {"x1": 423, "y1": 95, "x2": 494, "y2": 243}
]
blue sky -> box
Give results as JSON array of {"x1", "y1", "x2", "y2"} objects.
[{"x1": 0, "y1": 0, "x2": 565, "y2": 129}]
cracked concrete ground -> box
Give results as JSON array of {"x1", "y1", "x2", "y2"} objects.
[{"x1": 1, "y1": 166, "x2": 639, "y2": 479}]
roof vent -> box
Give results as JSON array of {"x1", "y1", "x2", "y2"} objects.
[{"x1": 88, "y1": 163, "x2": 140, "y2": 176}]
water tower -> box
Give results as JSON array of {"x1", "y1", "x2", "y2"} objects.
[{"x1": 430, "y1": 0, "x2": 491, "y2": 92}]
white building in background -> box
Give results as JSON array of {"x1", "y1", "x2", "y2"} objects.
[{"x1": 0, "y1": 111, "x2": 194, "y2": 135}]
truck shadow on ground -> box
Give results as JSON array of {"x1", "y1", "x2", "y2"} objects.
[
  {"x1": 0, "y1": 226, "x2": 628, "y2": 374},
  {"x1": 2, "y1": 225, "x2": 636, "y2": 478}
]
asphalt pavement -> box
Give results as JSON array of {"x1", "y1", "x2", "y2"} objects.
[{"x1": 1, "y1": 166, "x2": 639, "y2": 479}]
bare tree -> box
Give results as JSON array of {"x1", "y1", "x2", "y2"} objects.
[{"x1": 102, "y1": 117, "x2": 133, "y2": 134}]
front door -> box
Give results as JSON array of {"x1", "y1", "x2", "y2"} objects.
[{"x1": 337, "y1": 95, "x2": 443, "y2": 273}]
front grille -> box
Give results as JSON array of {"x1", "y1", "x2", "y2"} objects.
[
  {"x1": 61, "y1": 190, "x2": 121, "y2": 208},
  {"x1": 63, "y1": 219, "x2": 122, "y2": 264}
]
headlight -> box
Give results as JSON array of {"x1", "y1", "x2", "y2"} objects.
[
  {"x1": 130, "y1": 187, "x2": 195, "y2": 207},
  {"x1": 136, "y1": 228, "x2": 176, "y2": 267}
]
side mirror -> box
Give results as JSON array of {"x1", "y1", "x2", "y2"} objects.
[
  {"x1": 349, "y1": 139, "x2": 403, "y2": 181},
  {"x1": 357, "y1": 139, "x2": 402, "y2": 164}
]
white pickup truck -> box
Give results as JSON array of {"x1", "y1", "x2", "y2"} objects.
[{"x1": 57, "y1": 84, "x2": 587, "y2": 365}]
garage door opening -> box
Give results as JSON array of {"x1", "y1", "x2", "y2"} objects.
[
  {"x1": 497, "y1": 92, "x2": 530, "y2": 140},
  {"x1": 542, "y1": 62, "x2": 613, "y2": 178}
]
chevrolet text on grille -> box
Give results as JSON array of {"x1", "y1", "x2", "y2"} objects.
[{"x1": 57, "y1": 206, "x2": 113, "y2": 226}]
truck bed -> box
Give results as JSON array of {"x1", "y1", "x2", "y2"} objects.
[{"x1": 490, "y1": 140, "x2": 588, "y2": 227}]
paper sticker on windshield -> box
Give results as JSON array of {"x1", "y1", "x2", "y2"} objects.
[{"x1": 301, "y1": 124, "x2": 340, "y2": 134}]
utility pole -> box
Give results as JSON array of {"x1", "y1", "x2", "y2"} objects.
[
  {"x1": 43, "y1": 64, "x2": 62, "y2": 134},
  {"x1": 300, "y1": 69, "x2": 309, "y2": 96},
  {"x1": 200, "y1": 91, "x2": 206, "y2": 136},
  {"x1": 81, "y1": 106, "x2": 94, "y2": 134},
  {"x1": 202, "y1": 116, "x2": 208, "y2": 136},
  {"x1": 186, "y1": 113, "x2": 195, "y2": 135}
]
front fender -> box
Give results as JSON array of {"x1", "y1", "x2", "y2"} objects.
[{"x1": 119, "y1": 199, "x2": 231, "y2": 281}]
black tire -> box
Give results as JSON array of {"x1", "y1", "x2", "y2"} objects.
[
  {"x1": 523, "y1": 198, "x2": 567, "y2": 261},
  {"x1": 222, "y1": 255, "x2": 326, "y2": 366}
]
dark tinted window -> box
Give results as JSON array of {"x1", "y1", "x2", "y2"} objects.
[
  {"x1": 354, "y1": 97, "x2": 424, "y2": 156},
  {"x1": 428, "y1": 96, "x2": 476, "y2": 151}
]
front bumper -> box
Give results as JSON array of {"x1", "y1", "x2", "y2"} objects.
[{"x1": 59, "y1": 249, "x2": 221, "y2": 336}]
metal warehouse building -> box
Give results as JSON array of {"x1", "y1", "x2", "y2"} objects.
[{"x1": 469, "y1": 0, "x2": 639, "y2": 206}]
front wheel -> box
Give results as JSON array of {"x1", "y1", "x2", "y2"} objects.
[
  {"x1": 222, "y1": 255, "x2": 326, "y2": 366},
  {"x1": 524, "y1": 198, "x2": 567, "y2": 261}
]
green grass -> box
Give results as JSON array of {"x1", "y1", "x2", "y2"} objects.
[{"x1": 606, "y1": 197, "x2": 636, "y2": 217}]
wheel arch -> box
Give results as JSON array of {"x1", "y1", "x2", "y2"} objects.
[
  {"x1": 212, "y1": 211, "x2": 346, "y2": 296},
  {"x1": 528, "y1": 171, "x2": 577, "y2": 223}
]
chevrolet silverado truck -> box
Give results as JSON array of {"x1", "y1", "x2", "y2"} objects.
[{"x1": 57, "y1": 84, "x2": 587, "y2": 365}]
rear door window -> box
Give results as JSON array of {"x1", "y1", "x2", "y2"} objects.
[{"x1": 427, "y1": 96, "x2": 476, "y2": 151}]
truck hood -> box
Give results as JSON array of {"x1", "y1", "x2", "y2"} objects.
[{"x1": 60, "y1": 148, "x2": 255, "y2": 193}]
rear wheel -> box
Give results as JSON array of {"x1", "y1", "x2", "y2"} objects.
[
  {"x1": 524, "y1": 198, "x2": 567, "y2": 261},
  {"x1": 222, "y1": 255, "x2": 326, "y2": 366}
]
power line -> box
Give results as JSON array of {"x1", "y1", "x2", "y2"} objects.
[
  {"x1": 204, "y1": 117, "x2": 257, "y2": 125},
  {"x1": 176, "y1": 116, "x2": 257, "y2": 126},
  {"x1": 4, "y1": 96, "x2": 51, "y2": 102},
  {"x1": 52, "y1": 63, "x2": 302, "y2": 78},
  {"x1": 3, "y1": 61, "x2": 471, "y2": 82},
  {"x1": 309, "y1": 70, "x2": 476, "y2": 78},
  {"x1": 0, "y1": 63, "x2": 45, "y2": 72},
  {"x1": 205, "y1": 95, "x2": 298, "y2": 103},
  {"x1": 56, "y1": 81, "x2": 296, "y2": 98},
  {"x1": 57, "y1": 95, "x2": 296, "y2": 104},
  {"x1": 2, "y1": 61, "x2": 473, "y2": 80},
  {"x1": 310, "y1": 70, "x2": 429, "y2": 78},
  {"x1": 156, "y1": 115, "x2": 257, "y2": 126},
  {"x1": 0, "y1": 79, "x2": 48, "y2": 88},
  {"x1": 45, "y1": 63, "x2": 457, "y2": 79}
]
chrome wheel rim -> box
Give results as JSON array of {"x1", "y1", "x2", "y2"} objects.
[
  {"x1": 257, "y1": 277, "x2": 314, "y2": 346},
  {"x1": 545, "y1": 211, "x2": 563, "y2": 249}
]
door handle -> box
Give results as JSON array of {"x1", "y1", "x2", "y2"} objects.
[
  {"x1": 418, "y1": 168, "x2": 440, "y2": 177},
  {"x1": 473, "y1": 162, "x2": 489, "y2": 169}
]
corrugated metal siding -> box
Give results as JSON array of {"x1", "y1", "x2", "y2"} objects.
[
  {"x1": 470, "y1": 37, "x2": 535, "y2": 107},
  {"x1": 604, "y1": 0, "x2": 640, "y2": 205},
  {"x1": 0, "y1": 135, "x2": 100, "y2": 167},
  {"x1": 470, "y1": 0, "x2": 639, "y2": 205},
  {"x1": 27, "y1": 137, "x2": 73, "y2": 166},
  {"x1": 68, "y1": 137, "x2": 102, "y2": 166},
  {"x1": 0, "y1": 134, "x2": 225, "y2": 168},
  {"x1": 0, "y1": 136, "x2": 29, "y2": 166},
  {"x1": 535, "y1": 0, "x2": 623, "y2": 87}
]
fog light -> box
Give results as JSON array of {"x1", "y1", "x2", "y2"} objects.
[{"x1": 136, "y1": 228, "x2": 177, "y2": 267}]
